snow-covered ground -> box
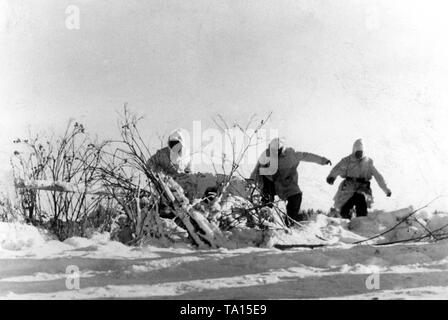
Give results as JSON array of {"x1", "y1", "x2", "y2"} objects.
[{"x1": 1, "y1": 207, "x2": 448, "y2": 300}]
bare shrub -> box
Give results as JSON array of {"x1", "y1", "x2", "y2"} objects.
[
  {"x1": 11, "y1": 121, "x2": 107, "y2": 239},
  {"x1": 95, "y1": 106, "x2": 180, "y2": 245}
]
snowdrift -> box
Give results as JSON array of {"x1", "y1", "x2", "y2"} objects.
[
  {"x1": 230, "y1": 206, "x2": 448, "y2": 249},
  {"x1": 1, "y1": 207, "x2": 447, "y2": 259},
  {"x1": 348, "y1": 207, "x2": 448, "y2": 243},
  {"x1": 0, "y1": 222, "x2": 165, "y2": 259},
  {"x1": 0, "y1": 222, "x2": 50, "y2": 251}
]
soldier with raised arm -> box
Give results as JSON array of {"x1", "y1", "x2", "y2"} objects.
[{"x1": 250, "y1": 138, "x2": 332, "y2": 224}]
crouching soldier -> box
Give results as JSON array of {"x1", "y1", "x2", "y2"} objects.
[
  {"x1": 147, "y1": 129, "x2": 195, "y2": 216},
  {"x1": 147, "y1": 129, "x2": 191, "y2": 176},
  {"x1": 326, "y1": 139, "x2": 391, "y2": 219},
  {"x1": 250, "y1": 138, "x2": 332, "y2": 225}
]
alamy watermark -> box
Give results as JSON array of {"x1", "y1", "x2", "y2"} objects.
[
  {"x1": 168, "y1": 120, "x2": 280, "y2": 175},
  {"x1": 65, "y1": 265, "x2": 80, "y2": 290},
  {"x1": 365, "y1": 272, "x2": 380, "y2": 290},
  {"x1": 65, "y1": 5, "x2": 80, "y2": 30}
]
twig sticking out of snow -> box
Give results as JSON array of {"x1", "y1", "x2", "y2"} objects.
[
  {"x1": 353, "y1": 196, "x2": 442, "y2": 245},
  {"x1": 374, "y1": 221, "x2": 448, "y2": 246}
]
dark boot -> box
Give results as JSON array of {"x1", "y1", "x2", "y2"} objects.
[
  {"x1": 340, "y1": 193, "x2": 367, "y2": 219},
  {"x1": 340, "y1": 196, "x2": 355, "y2": 219},
  {"x1": 285, "y1": 193, "x2": 303, "y2": 225},
  {"x1": 353, "y1": 193, "x2": 368, "y2": 217},
  {"x1": 261, "y1": 177, "x2": 275, "y2": 208}
]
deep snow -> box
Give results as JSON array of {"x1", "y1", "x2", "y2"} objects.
[{"x1": 1, "y1": 207, "x2": 448, "y2": 299}]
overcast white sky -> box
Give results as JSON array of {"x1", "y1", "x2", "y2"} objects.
[{"x1": 1, "y1": 0, "x2": 448, "y2": 210}]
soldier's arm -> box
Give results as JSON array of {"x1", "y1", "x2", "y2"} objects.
[
  {"x1": 371, "y1": 161, "x2": 391, "y2": 195},
  {"x1": 295, "y1": 151, "x2": 331, "y2": 165},
  {"x1": 147, "y1": 151, "x2": 169, "y2": 174},
  {"x1": 326, "y1": 158, "x2": 348, "y2": 184}
]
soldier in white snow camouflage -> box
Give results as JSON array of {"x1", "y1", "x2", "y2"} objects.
[
  {"x1": 250, "y1": 138, "x2": 332, "y2": 224},
  {"x1": 326, "y1": 139, "x2": 392, "y2": 219},
  {"x1": 147, "y1": 129, "x2": 192, "y2": 176}
]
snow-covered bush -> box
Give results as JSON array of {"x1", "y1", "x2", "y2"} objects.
[{"x1": 11, "y1": 121, "x2": 108, "y2": 240}]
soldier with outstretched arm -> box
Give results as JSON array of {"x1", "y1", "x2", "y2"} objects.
[{"x1": 250, "y1": 138, "x2": 332, "y2": 225}]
